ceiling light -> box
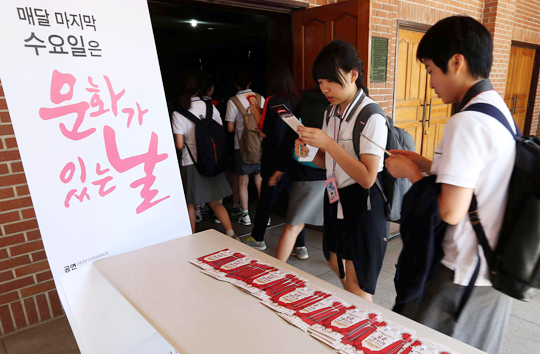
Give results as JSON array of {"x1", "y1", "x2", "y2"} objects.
[
  {"x1": 190, "y1": 20, "x2": 198, "y2": 27},
  {"x1": 208, "y1": 28, "x2": 214, "y2": 30}
]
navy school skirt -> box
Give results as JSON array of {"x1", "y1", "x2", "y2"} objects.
[{"x1": 323, "y1": 174, "x2": 388, "y2": 294}]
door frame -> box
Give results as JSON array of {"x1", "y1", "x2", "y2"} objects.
[{"x1": 511, "y1": 41, "x2": 540, "y2": 135}]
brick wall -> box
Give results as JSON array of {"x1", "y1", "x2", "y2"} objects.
[{"x1": 0, "y1": 81, "x2": 64, "y2": 336}]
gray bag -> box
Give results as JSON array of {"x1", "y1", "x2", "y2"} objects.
[{"x1": 352, "y1": 103, "x2": 415, "y2": 222}]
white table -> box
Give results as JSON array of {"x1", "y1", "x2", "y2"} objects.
[{"x1": 93, "y1": 229, "x2": 485, "y2": 354}]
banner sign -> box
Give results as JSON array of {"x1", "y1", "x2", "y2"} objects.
[{"x1": 0, "y1": 0, "x2": 190, "y2": 353}]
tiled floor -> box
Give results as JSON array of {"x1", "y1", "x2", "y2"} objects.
[{"x1": 2, "y1": 210, "x2": 539, "y2": 353}]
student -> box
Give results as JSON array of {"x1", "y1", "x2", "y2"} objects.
[
  {"x1": 171, "y1": 72, "x2": 236, "y2": 238},
  {"x1": 225, "y1": 72, "x2": 265, "y2": 225},
  {"x1": 385, "y1": 16, "x2": 514, "y2": 354},
  {"x1": 296, "y1": 40, "x2": 388, "y2": 301},
  {"x1": 242, "y1": 63, "x2": 309, "y2": 257},
  {"x1": 271, "y1": 88, "x2": 329, "y2": 262}
]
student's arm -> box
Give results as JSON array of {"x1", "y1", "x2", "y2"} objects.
[
  {"x1": 225, "y1": 100, "x2": 237, "y2": 133},
  {"x1": 325, "y1": 141, "x2": 379, "y2": 189},
  {"x1": 175, "y1": 134, "x2": 184, "y2": 150},
  {"x1": 438, "y1": 184, "x2": 474, "y2": 225},
  {"x1": 298, "y1": 126, "x2": 381, "y2": 189}
]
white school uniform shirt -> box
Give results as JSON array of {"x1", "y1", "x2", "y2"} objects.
[
  {"x1": 431, "y1": 88, "x2": 516, "y2": 286},
  {"x1": 322, "y1": 91, "x2": 388, "y2": 219},
  {"x1": 171, "y1": 97, "x2": 223, "y2": 166},
  {"x1": 224, "y1": 89, "x2": 265, "y2": 150}
]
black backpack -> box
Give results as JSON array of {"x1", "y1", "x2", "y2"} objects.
[
  {"x1": 453, "y1": 103, "x2": 540, "y2": 319},
  {"x1": 326, "y1": 100, "x2": 415, "y2": 222},
  {"x1": 177, "y1": 101, "x2": 231, "y2": 177}
]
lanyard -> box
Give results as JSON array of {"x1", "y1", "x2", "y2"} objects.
[{"x1": 332, "y1": 112, "x2": 343, "y2": 176}]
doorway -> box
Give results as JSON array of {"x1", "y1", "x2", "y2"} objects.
[
  {"x1": 148, "y1": 0, "x2": 293, "y2": 113},
  {"x1": 504, "y1": 44, "x2": 537, "y2": 134}
]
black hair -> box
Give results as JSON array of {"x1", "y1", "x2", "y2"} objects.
[
  {"x1": 312, "y1": 40, "x2": 369, "y2": 96},
  {"x1": 177, "y1": 71, "x2": 200, "y2": 111},
  {"x1": 267, "y1": 63, "x2": 300, "y2": 108},
  {"x1": 199, "y1": 73, "x2": 214, "y2": 97},
  {"x1": 234, "y1": 71, "x2": 251, "y2": 90},
  {"x1": 417, "y1": 16, "x2": 493, "y2": 79}
]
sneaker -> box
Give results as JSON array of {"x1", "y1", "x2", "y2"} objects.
[
  {"x1": 267, "y1": 217, "x2": 271, "y2": 226},
  {"x1": 291, "y1": 247, "x2": 309, "y2": 260},
  {"x1": 200, "y1": 204, "x2": 212, "y2": 214},
  {"x1": 237, "y1": 213, "x2": 251, "y2": 226},
  {"x1": 195, "y1": 213, "x2": 202, "y2": 223},
  {"x1": 242, "y1": 236, "x2": 267, "y2": 251},
  {"x1": 230, "y1": 207, "x2": 243, "y2": 217},
  {"x1": 213, "y1": 214, "x2": 221, "y2": 224}
]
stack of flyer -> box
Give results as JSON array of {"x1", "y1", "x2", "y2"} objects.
[{"x1": 190, "y1": 249, "x2": 459, "y2": 354}]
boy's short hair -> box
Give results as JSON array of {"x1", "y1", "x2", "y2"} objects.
[
  {"x1": 417, "y1": 16, "x2": 493, "y2": 79},
  {"x1": 234, "y1": 71, "x2": 251, "y2": 90}
]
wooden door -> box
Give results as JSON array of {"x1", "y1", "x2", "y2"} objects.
[
  {"x1": 504, "y1": 46, "x2": 536, "y2": 133},
  {"x1": 292, "y1": 0, "x2": 370, "y2": 93},
  {"x1": 395, "y1": 29, "x2": 452, "y2": 159}
]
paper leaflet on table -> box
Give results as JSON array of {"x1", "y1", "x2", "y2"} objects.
[
  {"x1": 189, "y1": 250, "x2": 459, "y2": 354},
  {"x1": 339, "y1": 320, "x2": 415, "y2": 354},
  {"x1": 308, "y1": 304, "x2": 382, "y2": 348},
  {"x1": 396, "y1": 337, "x2": 457, "y2": 354},
  {"x1": 272, "y1": 104, "x2": 319, "y2": 162}
]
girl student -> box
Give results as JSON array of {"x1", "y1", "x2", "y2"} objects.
[
  {"x1": 171, "y1": 72, "x2": 236, "y2": 238},
  {"x1": 295, "y1": 40, "x2": 388, "y2": 301},
  {"x1": 242, "y1": 63, "x2": 312, "y2": 259}
]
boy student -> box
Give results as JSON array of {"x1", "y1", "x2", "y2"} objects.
[
  {"x1": 385, "y1": 16, "x2": 514, "y2": 354},
  {"x1": 225, "y1": 72, "x2": 265, "y2": 225}
]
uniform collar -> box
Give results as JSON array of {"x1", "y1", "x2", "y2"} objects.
[
  {"x1": 190, "y1": 96, "x2": 201, "y2": 102},
  {"x1": 237, "y1": 89, "x2": 252, "y2": 94},
  {"x1": 458, "y1": 79, "x2": 493, "y2": 111},
  {"x1": 330, "y1": 89, "x2": 366, "y2": 122}
]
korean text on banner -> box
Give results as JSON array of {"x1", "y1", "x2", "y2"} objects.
[{"x1": 0, "y1": 0, "x2": 190, "y2": 353}]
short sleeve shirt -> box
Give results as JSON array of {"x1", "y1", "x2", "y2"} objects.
[
  {"x1": 322, "y1": 93, "x2": 388, "y2": 218},
  {"x1": 431, "y1": 88, "x2": 516, "y2": 286},
  {"x1": 172, "y1": 97, "x2": 223, "y2": 166},
  {"x1": 224, "y1": 89, "x2": 265, "y2": 149}
]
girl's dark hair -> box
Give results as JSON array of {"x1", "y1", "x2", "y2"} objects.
[
  {"x1": 177, "y1": 71, "x2": 200, "y2": 111},
  {"x1": 312, "y1": 40, "x2": 369, "y2": 96},
  {"x1": 199, "y1": 73, "x2": 214, "y2": 97},
  {"x1": 267, "y1": 63, "x2": 300, "y2": 107},
  {"x1": 417, "y1": 16, "x2": 493, "y2": 79}
]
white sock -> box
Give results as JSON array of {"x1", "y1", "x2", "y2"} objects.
[
  {"x1": 242, "y1": 209, "x2": 249, "y2": 215},
  {"x1": 225, "y1": 229, "x2": 236, "y2": 237}
]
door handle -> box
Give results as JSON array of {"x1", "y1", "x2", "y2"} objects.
[{"x1": 426, "y1": 98, "x2": 433, "y2": 127}]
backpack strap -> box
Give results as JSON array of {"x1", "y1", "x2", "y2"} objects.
[
  {"x1": 230, "y1": 95, "x2": 250, "y2": 119},
  {"x1": 324, "y1": 105, "x2": 337, "y2": 127},
  {"x1": 351, "y1": 103, "x2": 389, "y2": 204},
  {"x1": 176, "y1": 109, "x2": 201, "y2": 166},
  {"x1": 204, "y1": 100, "x2": 213, "y2": 120},
  {"x1": 454, "y1": 102, "x2": 517, "y2": 321},
  {"x1": 177, "y1": 108, "x2": 201, "y2": 125},
  {"x1": 463, "y1": 103, "x2": 522, "y2": 137}
]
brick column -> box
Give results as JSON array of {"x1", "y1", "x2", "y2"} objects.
[
  {"x1": 0, "y1": 80, "x2": 64, "y2": 336},
  {"x1": 483, "y1": 0, "x2": 517, "y2": 97}
]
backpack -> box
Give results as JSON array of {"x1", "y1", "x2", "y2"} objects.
[
  {"x1": 456, "y1": 103, "x2": 540, "y2": 313},
  {"x1": 177, "y1": 101, "x2": 231, "y2": 177},
  {"x1": 327, "y1": 100, "x2": 415, "y2": 221},
  {"x1": 231, "y1": 94, "x2": 263, "y2": 165}
]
